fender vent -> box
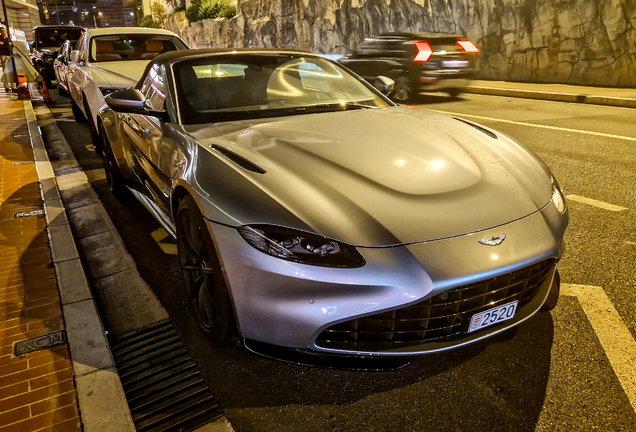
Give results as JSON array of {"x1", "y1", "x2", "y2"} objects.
[
  {"x1": 211, "y1": 145, "x2": 266, "y2": 174},
  {"x1": 454, "y1": 117, "x2": 498, "y2": 139}
]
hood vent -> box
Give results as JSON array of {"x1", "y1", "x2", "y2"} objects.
[
  {"x1": 454, "y1": 117, "x2": 498, "y2": 139},
  {"x1": 211, "y1": 145, "x2": 266, "y2": 174}
]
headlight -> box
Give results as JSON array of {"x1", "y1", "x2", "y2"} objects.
[
  {"x1": 551, "y1": 175, "x2": 566, "y2": 213},
  {"x1": 237, "y1": 225, "x2": 365, "y2": 268},
  {"x1": 44, "y1": 56, "x2": 54, "y2": 64}
]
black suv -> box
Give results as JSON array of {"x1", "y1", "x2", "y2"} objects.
[
  {"x1": 338, "y1": 32, "x2": 479, "y2": 101},
  {"x1": 32, "y1": 25, "x2": 85, "y2": 88}
]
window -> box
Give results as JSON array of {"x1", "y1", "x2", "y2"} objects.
[
  {"x1": 173, "y1": 54, "x2": 392, "y2": 125},
  {"x1": 141, "y1": 64, "x2": 166, "y2": 112},
  {"x1": 89, "y1": 35, "x2": 187, "y2": 63},
  {"x1": 76, "y1": 35, "x2": 87, "y2": 62},
  {"x1": 35, "y1": 28, "x2": 84, "y2": 49}
]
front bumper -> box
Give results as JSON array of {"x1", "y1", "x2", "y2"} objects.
[{"x1": 208, "y1": 203, "x2": 566, "y2": 357}]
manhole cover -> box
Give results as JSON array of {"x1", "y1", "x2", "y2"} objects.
[{"x1": 14, "y1": 331, "x2": 66, "y2": 356}]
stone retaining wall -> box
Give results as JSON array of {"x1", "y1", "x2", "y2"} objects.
[{"x1": 167, "y1": 0, "x2": 636, "y2": 87}]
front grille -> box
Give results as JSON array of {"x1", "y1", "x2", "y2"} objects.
[{"x1": 316, "y1": 259, "x2": 555, "y2": 352}]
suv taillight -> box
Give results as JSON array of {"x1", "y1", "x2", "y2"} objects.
[
  {"x1": 457, "y1": 40, "x2": 480, "y2": 53},
  {"x1": 414, "y1": 41, "x2": 433, "y2": 62}
]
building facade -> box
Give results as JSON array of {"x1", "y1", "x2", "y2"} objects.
[{"x1": 3, "y1": 0, "x2": 42, "y2": 42}]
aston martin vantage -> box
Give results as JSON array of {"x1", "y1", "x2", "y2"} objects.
[{"x1": 99, "y1": 49, "x2": 568, "y2": 360}]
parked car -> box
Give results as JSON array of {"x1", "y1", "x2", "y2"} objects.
[
  {"x1": 31, "y1": 25, "x2": 85, "y2": 88},
  {"x1": 67, "y1": 27, "x2": 188, "y2": 150},
  {"x1": 53, "y1": 39, "x2": 74, "y2": 96},
  {"x1": 100, "y1": 49, "x2": 568, "y2": 363},
  {"x1": 338, "y1": 32, "x2": 480, "y2": 101}
]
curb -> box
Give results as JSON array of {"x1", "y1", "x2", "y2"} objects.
[
  {"x1": 24, "y1": 99, "x2": 137, "y2": 432},
  {"x1": 27, "y1": 96, "x2": 236, "y2": 432},
  {"x1": 465, "y1": 86, "x2": 636, "y2": 108}
]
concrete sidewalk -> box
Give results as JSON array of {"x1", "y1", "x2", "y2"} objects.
[
  {"x1": 0, "y1": 89, "x2": 134, "y2": 432},
  {"x1": 466, "y1": 80, "x2": 636, "y2": 108},
  {"x1": 0, "y1": 90, "x2": 82, "y2": 432}
]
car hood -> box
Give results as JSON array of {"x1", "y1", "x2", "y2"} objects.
[
  {"x1": 88, "y1": 60, "x2": 148, "y2": 88},
  {"x1": 187, "y1": 107, "x2": 553, "y2": 246}
]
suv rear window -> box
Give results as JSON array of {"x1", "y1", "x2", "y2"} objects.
[{"x1": 35, "y1": 28, "x2": 84, "y2": 49}]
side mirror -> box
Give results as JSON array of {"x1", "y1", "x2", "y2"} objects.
[
  {"x1": 70, "y1": 50, "x2": 79, "y2": 63},
  {"x1": 374, "y1": 76, "x2": 395, "y2": 95},
  {"x1": 105, "y1": 89, "x2": 170, "y2": 122}
]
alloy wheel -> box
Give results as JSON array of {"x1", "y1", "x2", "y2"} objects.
[{"x1": 177, "y1": 197, "x2": 235, "y2": 341}]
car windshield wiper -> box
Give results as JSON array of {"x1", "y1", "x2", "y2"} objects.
[{"x1": 304, "y1": 101, "x2": 379, "y2": 112}]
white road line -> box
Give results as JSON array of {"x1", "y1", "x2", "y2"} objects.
[
  {"x1": 428, "y1": 109, "x2": 636, "y2": 142},
  {"x1": 566, "y1": 194, "x2": 629, "y2": 211},
  {"x1": 562, "y1": 284, "x2": 636, "y2": 412}
]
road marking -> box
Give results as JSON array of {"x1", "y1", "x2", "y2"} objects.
[
  {"x1": 151, "y1": 228, "x2": 178, "y2": 255},
  {"x1": 562, "y1": 284, "x2": 636, "y2": 412},
  {"x1": 85, "y1": 144, "x2": 95, "y2": 152},
  {"x1": 428, "y1": 109, "x2": 636, "y2": 142},
  {"x1": 566, "y1": 194, "x2": 629, "y2": 211}
]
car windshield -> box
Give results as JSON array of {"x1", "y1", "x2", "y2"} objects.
[
  {"x1": 90, "y1": 34, "x2": 187, "y2": 63},
  {"x1": 173, "y1": 54, "x2": 393, "y2": 124},
  {"x1": 35, "y1": 28, "x2": 84, "y2": 49}
]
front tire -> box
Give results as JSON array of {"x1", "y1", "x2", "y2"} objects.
[
  {"x1": 71, "y1": 98, "x2": 87, "y2": 122},
  {"x1": 177, "y1": 196, "x2": 236, "y2": 343},
  {"x1": 84, "y1": 98, "x2": 102, "y2": 152},
  {"x1": 99, "y1": 124, "x2": 127, "y2": 198}
]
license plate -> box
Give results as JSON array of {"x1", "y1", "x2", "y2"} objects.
[
  {"x1": 443, "y1": 60, "x2": 469, "y2": 68},
  {"x1": 468, "y1": 301, "x2": 518, "y2": 333}
]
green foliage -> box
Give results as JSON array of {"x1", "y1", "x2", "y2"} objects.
[
  {"x1": 186, "y1": 0, "x2": 234, "y2": 22},
  {"x1": 186, "y1": 5, "x2": 199, "y2": 22},
  {"x1": 198, "y1": 0, "x2": 229, "y2": 21},
  {"x1": 186, "y1": 0, "x2": 202, "y2": 22},
  {"x1": 219, "y1": 5, "x2": 236, "y2": 19},
  {"x1": 151, "y1": 1, "x2": 168, "y2": 27},
  {"x1": 139, "y1": 15, "x2": 156, "y2": 28},
  {"x1": 174, "y1": 1, "x2": 186, "y2": 12}
]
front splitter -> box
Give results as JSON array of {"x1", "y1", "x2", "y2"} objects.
[{"x1": 241, "y1": 339, "x2": 413, "y2": 371}]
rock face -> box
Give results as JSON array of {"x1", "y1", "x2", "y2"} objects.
[{"x1": 167, "y1": 0, "x2": 636, "y2": 87}]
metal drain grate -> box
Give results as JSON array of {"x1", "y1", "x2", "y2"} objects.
[{"x1": 109, "y1": 319, "x2": 223, "y2": 432}]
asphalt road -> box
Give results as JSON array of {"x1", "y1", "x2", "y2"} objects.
[{"x1": 43, "y1": 90, "x2": 636, "y2": 432}]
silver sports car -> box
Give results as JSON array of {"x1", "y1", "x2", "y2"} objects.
[{"x1": 100, "y1": 49, "x2": 568, "y2": 360}]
